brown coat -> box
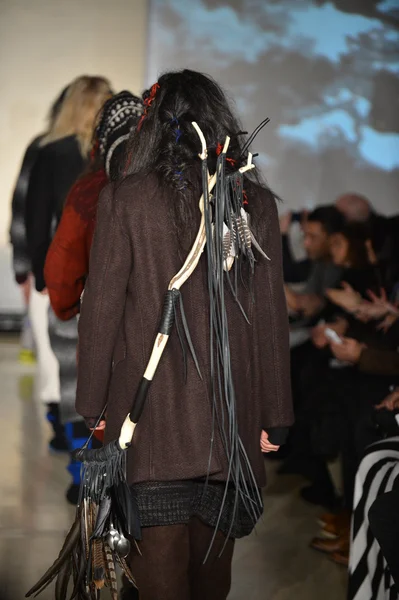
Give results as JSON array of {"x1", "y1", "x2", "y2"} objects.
[{"x1": 76, "y1": 175, "x2": 293, "y2": 487}]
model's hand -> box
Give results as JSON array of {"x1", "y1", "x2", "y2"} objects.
[
  {"x1": 84, "y1": 418, "x2": 106, "y2": 430},
  {"x1": 260, "y1": 430, "x2": 280, "y2": 453},
  {"x1": 330, "y1": 338, "x2": 365, "y2": 364},
  {"x1": 41, "y1": 287, "x2": 49, "y2": 296}
]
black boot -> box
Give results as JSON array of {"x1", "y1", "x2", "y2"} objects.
[{"x1": 46, "y1": 403, "x2": 69, "y2": 452}]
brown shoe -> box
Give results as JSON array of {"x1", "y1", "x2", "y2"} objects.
[
  {"x1": 329, "y1": 548, "x2": 349, "y2": 567},
  {"x1": 319, "y1": 525, "x2": 339, "y2": 540},
  {"x1": 317, "y1": 510, "x2": 351, "y2": 536},
  {"x1": 317, "y1": 512, "x2": 338, "y2": 528},
  {"x1": 310, "y1": 529, "x2": 350, "y2": 555}
]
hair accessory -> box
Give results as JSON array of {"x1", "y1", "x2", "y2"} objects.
[
  {"x1": 216, "y1": 141, "x2": 236, "y2": 167},
  {"x1": 171, "y1": 116, "x2": 182, "y2": 143},
  {"x1": 137, "y1": 82, "x2": 160, "y2": 131},
  {"x1": 97, "y1": 92, "x2": 143, "y2": 157}
]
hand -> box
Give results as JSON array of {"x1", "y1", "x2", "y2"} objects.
[
  {"x1": 260, "y1": 430, "x2": 280, "y2": 453},
  {"x1": 355, "y1": 302, "x2": 390, "y2": 322},
  {"x1": 355, "y1": 288, "x2": 397, "y2": 322},
  {"x1": 41, "y1": 287, "x2": 49, "y2": 296},
  {"x1": 279, "y1": 211, "x2": 292, "y2": 235},
  {"x1": 311, "y1": 317, "x2": 348, "y2": 349},
  {"x1": 325, "y1": 282, "x2": 361, "y2": 313},
  {"x1": 367, "y1": 287, "x2": 388, "y2": 305},
  {"x1": 311, "y1": 324, "x2": 329, "y2": 349},
  {"x1": 330, "y1": 337, "x2": 365, "y2": 364},
  {"x1": 84, "y1": 417, "x2": 106, "y2": 430},
  {"x1": 376, "y1": 313, "x2": 399, "y2": 333},
  {"x1": 375, "y1": 389, "x2": 399, "y2": 412}
]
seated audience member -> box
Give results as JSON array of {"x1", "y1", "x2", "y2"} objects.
[
  {"x1": 284, "y1": 205, "x2": 344, "y2": 319},
  {"x1": 284, "y1": 206, "x2": 344, "y2": 416},
  {"x1": 291, "y1": 230, "x2": 397, "y2": 524},
  {"x1": 369, "y1": 489, "x2": 399, "y2": 593},
  {"x1": 336, "y1": 193, "x2": 399, "y2": 294},
  {"x1": 309, "y1": 295, "x2": 399, "y2": 566},
  {"x1": 315, "y1": 223, "x2": 386, "y2": 351},
  {"x1": 269, "y1": 206, "x2": 344, "y2": 464},
  {"x1": 287, "y1": 220, "x2": 381, "y2": 453},
  {"x1": 348, "y1": 388, "x2": 399, "y2": 598},
  {"x1": 328, "y1": 223, "x2": 381, "y2": 296}
]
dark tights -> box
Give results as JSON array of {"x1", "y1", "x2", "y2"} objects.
[{"x1": 130, "y1": 518, "x2": 235, "y2": 600}]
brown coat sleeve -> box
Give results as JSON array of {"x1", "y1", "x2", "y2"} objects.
[
  {"x1": 358, "y1": 347, "x2": 399, "y2": 377},
  {"x1": 75, "y1": 183, "x2": 132, "y2": 419}
]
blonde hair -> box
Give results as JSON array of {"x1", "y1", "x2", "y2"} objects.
[{"x1": 43, "y1": 75, "x2": 112, "y2": 157}]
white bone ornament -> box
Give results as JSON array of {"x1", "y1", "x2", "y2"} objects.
[
  {"x1": 117, "y1": 126, "x2": 266, "y2": 450},
  {"x1": 118, "y1": 122, "x2": 228, "y2": 450}
]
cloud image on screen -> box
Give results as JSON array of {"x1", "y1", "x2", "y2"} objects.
[{"x1": 146, "y1": 0, "x2": 399, "y2": 214}]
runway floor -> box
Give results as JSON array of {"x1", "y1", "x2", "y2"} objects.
[{"x1": 0, "y1": 336, "x2": 347, "y2": 599}]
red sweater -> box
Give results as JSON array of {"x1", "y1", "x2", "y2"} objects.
[{"x1": 45, "y1": 169, "x2": 108, "y2": 320}]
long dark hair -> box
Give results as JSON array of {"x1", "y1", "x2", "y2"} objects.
[
  {"x1": 341, "y1": 223, "x2": 373, "y2": 270},
  {"x1": 123, "y1": 70, "x2": 270, "y2": 242}
]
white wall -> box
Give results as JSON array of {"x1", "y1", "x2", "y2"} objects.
[{"x1": 0, "y1": 0, "x2": 148, "y2": 311}]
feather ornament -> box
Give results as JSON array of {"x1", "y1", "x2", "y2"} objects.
[
  {"x1": 93, "y1": 539, "x2": 106, "y2": 590},
  {"x1": 54, "y1": 560, "x2": 71, "y2": 600},
  {"x1": 240, "y1": 208, "x2": 270, "y2": 261},
  {"x1": 104, "y1": 542, "x2": 118, "y2": 600},
  {"x1": 114, "y1": 553, "x2": 137, "y2": 588}
]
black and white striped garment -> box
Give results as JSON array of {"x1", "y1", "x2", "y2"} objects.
[{"x1": 349, "y1": 437, "x2": 399, "y2": 600}]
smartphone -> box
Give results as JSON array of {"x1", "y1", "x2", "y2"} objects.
[{"x1": 325, "y1": 328, "x2": 343, "y2": 345}]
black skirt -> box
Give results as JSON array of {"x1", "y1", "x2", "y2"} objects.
[{"x1": 132, "y1": 480, "x2": 263, "y2": 539}]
